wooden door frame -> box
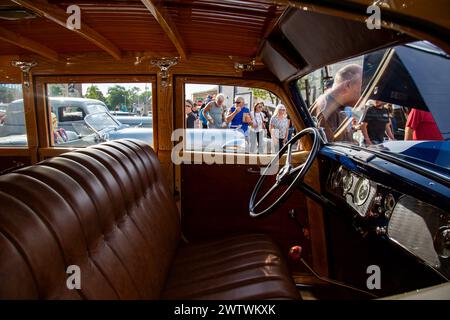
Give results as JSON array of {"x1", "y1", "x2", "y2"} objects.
[{"x1": 174, "y1": 75, "x2": 329, "y2": 276}]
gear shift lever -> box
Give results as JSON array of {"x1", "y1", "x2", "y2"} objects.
[{"x1": 288, "y1": 245, "x2": 378, "y2": 298}]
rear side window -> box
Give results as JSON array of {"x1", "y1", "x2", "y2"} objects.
[
  {"x1": 46, "y1": 83, "x2": 153, "y2": 147},
  {"x1": 0, "y1": 84, "x2": 26, "y2": 146}
]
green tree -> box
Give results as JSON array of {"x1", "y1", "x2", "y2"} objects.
[
  {"x1": 251, "y1": 88, "x2": 279, "y2": 106},
  {"x1": 0, "y1": 87, "x2": 15, "y2": 103},
  {"x1": 84, "y1": 85, "x2": 106, "y2": 103},
  {"x1": 106, "y1": 85, "x2": 129, "y2": 111},
  {"x1": 48, "y1": 84, "x2": 64, "y2": 97},
  {"x1": 139, "y1": 90, "x2": 152, "y2": 103},
  {"x1": 127, "y1": 86, "x2": 140, "y2": 107}
]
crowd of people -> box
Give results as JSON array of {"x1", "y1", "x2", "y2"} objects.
[{"x1": 185, "y1": 94, "x2": 295, "y2": 153}]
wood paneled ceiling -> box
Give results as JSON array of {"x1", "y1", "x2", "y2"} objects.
[{"x1": 0, "y1": 0, "x2": 286, "y2": 61}]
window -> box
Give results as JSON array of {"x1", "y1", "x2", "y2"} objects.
[
  {"x1": 183, "y1": 83, "x2": 296, "y2": 154},
  {"x1": 297, "y1": 41, "x2": 449, "y2": 171},
  {"x1": 0, "y1": 84, "x2": 26, "y2": 146},
  {"x1": 46, "y1": 83, "x2": 153, "y2": 147},
  {"x1": 58, "y1": 106, "x2": 86, "y2": 122}
]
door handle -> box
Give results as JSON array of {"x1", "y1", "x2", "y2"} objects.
[{"x1": 247, "y1": 167, "x2": 261, "y2": 174}]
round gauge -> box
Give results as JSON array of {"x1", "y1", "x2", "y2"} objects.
[
  {"x1": 354, "y1": 178, "x2": 371, "y2": 206},
  {"x1": 342, "y1": 170, "x2": 353, "y2": 193},
  {"x1": 384, "y1": 193, "x2": 396, "y2": 211}
]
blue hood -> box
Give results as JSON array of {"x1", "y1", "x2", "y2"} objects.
[
  {"x1": 108, "y1": 127, "x2": 153, "y2": 142},
  {"x1": 379, "y1": 140, "x2": 450, "y2": 170}
]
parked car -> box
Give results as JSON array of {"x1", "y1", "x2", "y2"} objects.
[
  {"x1": 113, "y1": 114, "x2": 152, "y2": 128},
  {"x1": 0, "y1": 97, "x2": 153, "y2": 146}
]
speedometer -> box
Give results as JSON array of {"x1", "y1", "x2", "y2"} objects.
[{"x1": 354, "y1": 178, "x2": 371, "y2": 206}]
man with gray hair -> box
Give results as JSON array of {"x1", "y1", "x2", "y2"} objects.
[
  {"x1": 310, "y1": 63, "x2": 363, "y2": 142},
  {"x1": 202, "y1": 93, "x2": 226, "y2": 128}
]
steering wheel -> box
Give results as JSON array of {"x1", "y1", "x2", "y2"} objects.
[{"x1": 249, "y1": 127, "x2": 322, "y2": 218}]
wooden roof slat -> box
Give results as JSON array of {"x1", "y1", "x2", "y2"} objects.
[
  {"x1": 11, "y1": 0, "x2": 122, "y2": 60},
  {"x1": 140, "y1": 0, "x2": 188, "y2": 60},
  {"x1": 0, "y1": 26, "x2": 60, "y2": 61}
]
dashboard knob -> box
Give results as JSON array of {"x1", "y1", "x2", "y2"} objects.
[
  {"x1": 376, "y1": 226, "x2": 387, "y2": 236},
  {"x1": 434, "y1": 227, "x2": 450, "y2": 258},
  {"x1": 374, "y1": 194, "x2": 383, "y2": 206}
]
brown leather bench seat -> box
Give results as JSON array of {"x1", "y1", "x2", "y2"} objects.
[{"x1": 0, "y1": 139, "x2": 299, "y2": 299}]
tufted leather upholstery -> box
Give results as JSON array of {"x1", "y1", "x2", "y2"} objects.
[{"x1": 0, "y1": 139, "x2": 299, "y2": 300}]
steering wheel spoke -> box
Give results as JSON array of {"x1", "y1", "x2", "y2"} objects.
[
  {"x1": 253, "y1": 182, "x2": 280, "y2": 210},
  {"x1": 249, "y1": 127, "x2": 321, "y2": 218}
]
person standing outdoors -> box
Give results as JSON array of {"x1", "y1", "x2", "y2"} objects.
[
  {"x1": 270, "y1": 104, "x2": 290, "y2": 151},
  {"x1": 249, "y1": 102, "x2": 267, "y2": 153},
  {"x1": 309, "y1": 64, "x2": 362, "y2": 142},
  {"x1": 360, "y1": 100, "x2": 396, "y2": 145},
  {"x1": 226, "y1": 96, "x2": 251, "y2": 133},
  {"x1": 405, "y1": 108, "x2": 443, "y2": 141},
  {"x1": 202, "y1": 94, "x2": 226, "y2": 129},
  {"x1": 185, "y1": 99, "x2": 197, "y2": 128}
]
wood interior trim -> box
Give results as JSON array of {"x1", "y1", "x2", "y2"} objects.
[
  {"x1": 0, "y1": 27, "x2": 59, "y2": 62},
  {"x1": 140, "y1": 0, "x2": 189, "y2": 60},
  {"x1": 1, "y1": 53, "x2": 240, "y2": 78},
  {"x1": 155, "y1": 72, "x2": 175, "y2": 193},
  {"x1": 22, "y1": 73, "x2": 38, "y2": 163},
  {"x1": 0, "y1": 56, "x2": 22, "y2": 83},
  {"x1": 0, "y1": 148, "x2": 32, "y2": 157},
  {"x1": 173, "y1": 77, "x2": 184, "y2": 198},
  {"x1": 12, "y1": 0, "x2": 122, "y2": 60},
  {"x1": 304, "y1": 159, "x2": 328, "y2": 276}
]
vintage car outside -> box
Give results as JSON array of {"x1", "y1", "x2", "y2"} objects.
[{"x1": 0, "y1": 97, "x2": 153, "y2": 146}]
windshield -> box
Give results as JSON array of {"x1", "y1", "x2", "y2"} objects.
[
  {"x1": 297, "y1": 41, "x2": 449, "y2": 172},
  {"x1": 86, "y1": 104, "x2": 108, "y2": 114},
  {"x1": 85, "y1": 112, "x2": 120, "y2": 131}
]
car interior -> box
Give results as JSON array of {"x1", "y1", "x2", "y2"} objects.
[{"x1": 0, "y1": 0, "x2": 449, "y2": 300}]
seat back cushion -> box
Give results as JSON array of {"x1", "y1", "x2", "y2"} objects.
[{"x1": 0, "y1": 139, "x2": 180, "y2": 299}]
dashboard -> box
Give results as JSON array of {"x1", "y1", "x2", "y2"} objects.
[
  {"x1": 326, "y1": 162, "x2": 450, "y2": 280},
  {"x1": 328, "y1": 166, "x2": 398, "y2": 221}
]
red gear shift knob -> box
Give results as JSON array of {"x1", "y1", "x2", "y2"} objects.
[{"x1": 289, "y1": 245, "x2": 303, "y2": 261}]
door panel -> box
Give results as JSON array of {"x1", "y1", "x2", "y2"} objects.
[
  {"x1": 181, "y1": 162, "x2": 313, "y2": 266},
  {"x1": 0, "y1": 155, "x2": 30, "y2": 174}
]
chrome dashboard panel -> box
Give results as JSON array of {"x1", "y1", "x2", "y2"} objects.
[
  {"x1": 327, "y1": 165, "x2": 399, "y2": 220},
  {"x1": 327, "y1": 164, "x2": 450, "y2": 280},
  {"x1": 388, "y1": 196, "x2": 450, "y2": 279}
]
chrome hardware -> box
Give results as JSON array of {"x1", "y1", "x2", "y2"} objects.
[
  {"x1": 376, "y1": 226, "x2": 387, "y2": 236},
  {"x1": 234, "y1": 59, "x2": 256, "y2": 72},
  {"x1": 150, "y1": 57, "x2": 179, "y2": 87},
  {"x1": 11, "y1": 60, "x2": 37, "y2": 88},
  {"x1": 374, "y1": 194, "x2": 383, "y2": 206},
  {"x1": 434, "y1": 226, "x2": 450, "y2": 258},
  {"x1": 384, "y1": 210, "x2": 392, "y2": 219}
]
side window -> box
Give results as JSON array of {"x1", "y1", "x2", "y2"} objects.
[
  {"x1": 183, "y1": 83, "x2": 295, "y2": 154},
  {"x1": 58, "y1": 106, "x2": 85, "y2": 122},
  {"x1": 0, "y1": 84, "x2": 26, "y2": 146},
  {"x1": 46, "y1": 83, "x2": 153, "y2": 147}
]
